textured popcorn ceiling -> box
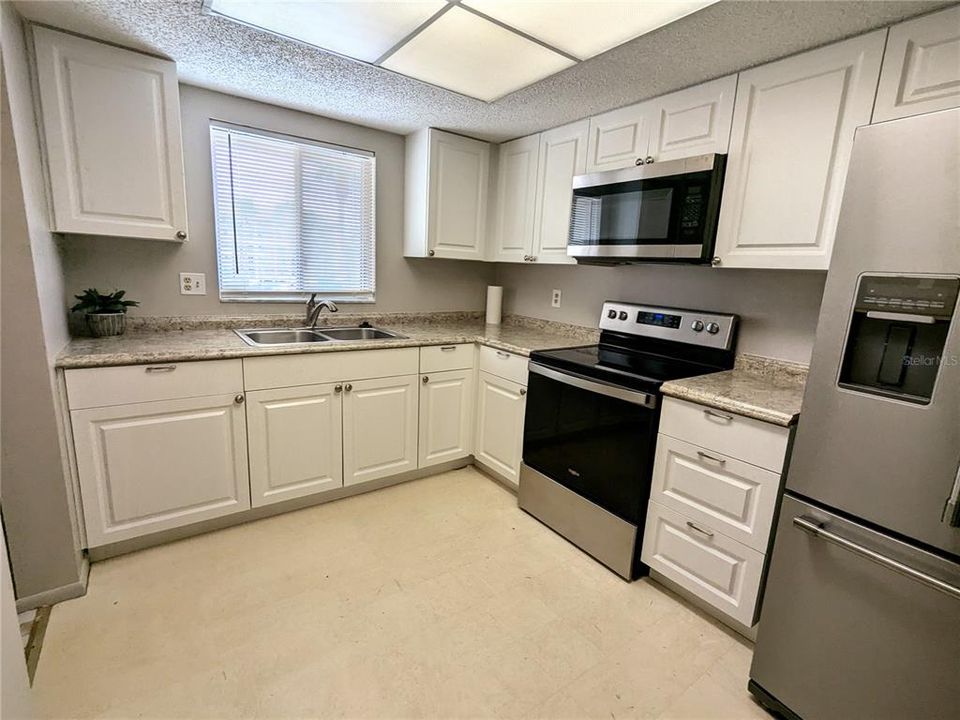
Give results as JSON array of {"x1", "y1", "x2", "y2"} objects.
[{"x1": 14, "y1": 0, "x2": 953, "y2": 142}]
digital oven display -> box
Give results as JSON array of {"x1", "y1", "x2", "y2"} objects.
[{"x1": 637, "y1": 311, "x2": 681, "y2": 329}]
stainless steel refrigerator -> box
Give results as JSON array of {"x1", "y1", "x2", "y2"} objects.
[{"x1": 749, "y1": 108, "x2": 960, "y2": 719}]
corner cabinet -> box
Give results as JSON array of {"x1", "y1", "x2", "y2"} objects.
[
  {"x1": 491, "y1": 134, "x2": 540, "y2": 262},
  {"x1": 873, "y1": 5, "x2": 960, "y2": 122},
  {"x1": 404, "y1": 128, "x2": 490, "y2": 260},
  {"x1": 474, "y1": 347, "x2": 529, "y2": 488},
  {"x1": 31, "y1": 26, "x2": 189, "y2": 241},
  {"x1": 713, "y1": 31, "x2": 885, "y2": 270},
  {"x1": 419, "y1": 369, "x2": 474, "y2": 468},
  {"x1": 531, "y1": 120, "x2": 588, "y2": 264}
]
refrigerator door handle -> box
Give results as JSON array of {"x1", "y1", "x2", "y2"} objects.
[{"x1": 793, "y1": 516, "x2": 960, "y2": 600}]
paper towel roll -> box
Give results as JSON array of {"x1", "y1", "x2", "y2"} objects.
[{"x1": 485, "y1": 286, "x2": 503, "y2": 325}]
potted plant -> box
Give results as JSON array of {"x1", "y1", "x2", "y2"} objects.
[{"x1": 70, "y1": 289, "x2": 139, "y2": 337}]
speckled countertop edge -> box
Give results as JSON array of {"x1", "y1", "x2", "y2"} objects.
[{"x1": 661, "y1": 353, "x2": 808, "y2": 427}]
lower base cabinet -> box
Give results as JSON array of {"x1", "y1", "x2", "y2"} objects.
[
  {"x1": 343, "y1": 375, "x2": 419, "y2": 486},
  {"x1": 474, "y1": 370, "x2": 527, "y2": 487},
  {"x1": 419, "y1": 369, "x2": 474, "y2": 468},
  {"x1": 72, "y1": 393, "x2": 250, "y2": 547},
  {"x1": 246, "y1": 383, "x2": 344, "y2": 508}
]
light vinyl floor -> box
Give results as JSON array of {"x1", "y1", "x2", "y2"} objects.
[{"x1": 34, "y1": 467, "x2": 769, "y2": 719}]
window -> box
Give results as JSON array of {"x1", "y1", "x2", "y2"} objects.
[{"x1": 210, "y1": 122, "x2": 376, "y2": 302}]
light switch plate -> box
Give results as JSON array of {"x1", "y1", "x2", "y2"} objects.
[
  {"x1": 180, "y1": 273, "x2": 206, "y2": 295},
  {"x1": 551, "y1": 289, "x2": 562, "y2": 308}
]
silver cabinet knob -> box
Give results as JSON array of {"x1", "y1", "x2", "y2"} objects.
[
  {"x1": 334, "y1": 384, "x2": 343, "y2": 393},
  {"x1": 428, "y1": 249, "x2": 435, "y2": 257},
  {"x1": 645, "y1": 156, "x2": 654, "y2": 164},
  {"x1": 635, "y1": 158, "x2": 643, "y2": 166},
  {"x1": 711, "y1": 256, "x2": 722, "y2": 266},
  {"x1": 344, "y1": 383, "x2": 353, "y2": 392},
  {"x1": 175, "y1": 230, "x2": 187, "y2": 240},
  {"x1": 519, "y1": 388, "x2": 527, "y2": 396},
  {"x1": 234, "y1": 394, "x2": 244, "y2": 404},
  {"x1": 422, "y1": 376, "x2": 429, "y2": 384}
]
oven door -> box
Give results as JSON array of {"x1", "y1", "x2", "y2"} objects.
[{"x1": 522, "y1": 363, "x2": 659, "y2": 524}]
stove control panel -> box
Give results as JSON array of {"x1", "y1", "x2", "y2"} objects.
[{"x1": 599, "y1": 301, "x2": 738, "y2": 350}]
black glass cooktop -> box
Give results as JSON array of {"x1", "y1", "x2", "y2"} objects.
[{"x1": 530, "y1": 344, "x2": 724, "y2": 392}]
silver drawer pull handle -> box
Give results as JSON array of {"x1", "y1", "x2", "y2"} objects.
[
  {"x1": 496, "y1": 351, "x2": 510, "y2": 359},
  {"x1": 703, "y1": 408, "x2": 733, "y2": 423},
  {"x1": 686, "y1": 521, "x2": 714, "y2": 538},
  {"x1": 440, "y1": 345, "x2": 457, "y2": 352},
  {"x1": 696, "y1": 450, "x2": 726, "y2": 466},
  {"x1": 145, "y1": 365, "x2": 176, "y2": 373},
  {"x1": 793, "y1": 516, "x2": 960, "y2": 600}
]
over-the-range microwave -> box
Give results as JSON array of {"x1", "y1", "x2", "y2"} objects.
[{"x1": 568, "y1": 153, "x2": 726, "y2": 264}]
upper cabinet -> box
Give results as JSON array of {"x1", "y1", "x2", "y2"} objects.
[
  {"x1": 491, "y1": 134, "x2": 540, "y2": 263},
  {"x1": 31, "y1": 26, "x2": 189, "y2": 242},
  {"x1": 713, "y1": 32, "x2": 885, "y2": 270},
  {"x1": 404, "y1": 128, "x2": 490, "y2": 261},
  {"x1": 586, "y1": 75, "x2": 736, "y2": 172},
  {"x1": 532, "y1": 120, "x2": 588, "y2": 264},
  {"x1": 873, "y1": 6, "x2": 960, "y2": 123}
]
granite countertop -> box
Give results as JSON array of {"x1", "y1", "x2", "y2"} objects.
[
  {"x1": 661, "y1": 354, "x2": 808, "y2": 427},
  {"x1": 56, "y1": 313, "x2": 599, "y2": 369}
]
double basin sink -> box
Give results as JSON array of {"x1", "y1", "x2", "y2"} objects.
[{"x1": 235, "y1": 326, "x2": 406, "y2": 347}]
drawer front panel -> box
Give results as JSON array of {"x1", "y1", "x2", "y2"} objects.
[
  {"x1": 419, "y1": 343, "x2": 475, "y2": 373},
  {"x1": 243, "y1": 348, "x2": 419, "y2": 390},
  {"x1": 641, "y1": 500, "x2": 764, "y2": 627},
  {"x1": 651, "y1": 434, "x2": 781, "y2": 552},
  {"x1": 65, "y1": 359, "x2": 243, "y2": 409},
  {"x1": 659, "y1": 397, "x2": 789, "y2": 472},
  {"x1": 478, "y1": 345, "x2": 529, "y2": 385}
]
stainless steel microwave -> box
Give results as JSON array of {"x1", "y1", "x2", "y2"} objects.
[{"x1": 568, "y1": 153, "x2": 726, "y2": 264}]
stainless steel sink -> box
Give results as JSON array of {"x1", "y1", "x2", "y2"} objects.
[
  {"x1": 235, "y1": 326, "x2": 405, "y2": 347},
  {"x1": 235, "y1": 329, "x2": 331, "y2": 347},
  {"x1": 316, "y1": 327, "x2": 404, "y2": 341}
]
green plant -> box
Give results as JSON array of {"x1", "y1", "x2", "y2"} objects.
[{"x1": 70, "y1": 288, "x2": 139, "y2": 315}]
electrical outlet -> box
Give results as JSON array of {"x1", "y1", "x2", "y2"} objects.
[
  {"x1": 551, "y1": 289, "x2": 562, "y2": 308},
  {"x1": 179, "y1": 272, "x2": 206, "y2": 295}
]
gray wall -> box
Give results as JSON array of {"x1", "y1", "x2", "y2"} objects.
[
  {"x1": 2, "y1": 3, "x2": 85, "y2": 604},
  {"x1": 60, "y1": 85, "x2": 496, "y2": 318},
  {"x1": 495, "y1": 263, "x2": 826, "y2": 364}
]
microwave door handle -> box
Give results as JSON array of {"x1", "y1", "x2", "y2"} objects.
[{"x1": 528, "y1": 363, "x2": 657, "y2": 409}]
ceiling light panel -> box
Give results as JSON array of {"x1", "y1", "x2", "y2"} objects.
[
  {"x1": 382, "y1": 6, "x2": 574, "y2": 102},
  {"x1": 207, "y1": 0, "x2": 446, "y2": 63},
  {"x1": 462, "y1": 0, "x2": 719, "y2": 60}
]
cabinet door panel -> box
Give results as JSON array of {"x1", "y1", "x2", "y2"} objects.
[
  {"x1": 343, "y1": 375, "x2": 418, "y2": 486},
  {"x1": 587, "y1": 101, "x2": 654, "y2": 172},
  {"x1": 648, "y1": 75, "x2": 737, "y2": 162},
  {"x1": 247, "y1": 384, "x2": 343, "y2": 507},
  {"x1": 419, "y1": 370, "x2": 474, "y2": 468},
  {"x1": 474, "y1": 372, "x2": 527, "y2": 487},
  {"x1": 714, "y1": 32, "x2": 885, "y2": 269},
  {"x1": 533, "y1": 121, "x2": 587, "y2": 264},
  {"x1": 493, "y1": 135, "x2": 540, "y2": 262},
  {"x1": 429, "y1": 131, "x2": 489, "y2": 260},
  {"x1": 32, "y1": 27, "x2": 188, "y2": 241},
  {"x1": 72, "y1": 395, "x2": 249, "y2": 547},
  {"x1": 874, "y1": 6, "x2": 960, "y2": 122}
]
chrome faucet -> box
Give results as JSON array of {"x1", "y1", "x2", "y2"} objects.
[{"x1": 305, "y1": 294, "x2": 339, "y2": 329}]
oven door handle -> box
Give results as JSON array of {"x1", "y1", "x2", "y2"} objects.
[{"x1": 528, "y1": 362, "x2": 657, "y2": 409}]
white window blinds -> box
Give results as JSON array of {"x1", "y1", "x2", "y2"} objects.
[{"x1": 210, "y1": 122, "x2": 376, "y2": 302}]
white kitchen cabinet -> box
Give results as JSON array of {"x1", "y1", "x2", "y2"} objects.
[
  {"x1": 531, "y1": 120, "x2": 588, "y2": 264},
  {"x1": 873, "y1": 6, "x2": 960, "y2": 122},
  {"x1": 474, "y1": 371, "x2": 527, "y2": 488},
  {"x1": 404, "y1": 128, "x2": 490, "y2": 260},
  {"x1": 342, "y1": 375, "x2": 419, "y2": 486},
  {"x1": 72, "y1": 394, "x2": 250, "y2": 547},
  {"x1": 491, "y1": 134, "x2": 540, "y2": 262},
  {"x1": 419, "y1": 369, "x2": 474, "y2": 468},
  {"x1": 31, "y1": 26, "x2": 188, "y2": 241},
  {"x1": 246, "y1": 383, "x2": 343, "y2": 508},
  {"x1": 713, "y1": 32, "x2": 885, "y2": 269},
  {"x1": 586, "y1": 75, "x2": 736, "y2": 171}
]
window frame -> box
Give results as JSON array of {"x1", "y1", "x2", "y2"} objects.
[{"x1": 209, "y1": 120, "x2": 377, "y2": 304}]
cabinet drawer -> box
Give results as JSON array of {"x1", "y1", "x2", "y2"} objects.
[
  {"x1": 659, "y1": 397, "x2": 789, "y2": 472},
  {"x1": 420, "y1": 343, "x2": 475, "y2": 373},
  {"x1": 65, "y1": 359, "x2": 243, "y2": 409},
  {"x1": 651, "y1": 434, "x2": 780, "y2": 552},
  {"x1": 478, "y1": 346, "x2": 528, "y2": 386},
  {"x1": 641, "y1": 500, "x2": 764, "y2": 627},
  {"x1": 243, "y1": 348, "x2": 419, "y2": 391}
]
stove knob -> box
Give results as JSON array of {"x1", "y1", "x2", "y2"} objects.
[
  {"x1": 607, "y1": 309, "x2": 618, "y2": 319},
  {"x1": 691, "y1": 320, "x2": 705, "y2": 332},
  {"x1": 705, "y1": 322, "x2": 720, "y2": 335},
  {"x1": 618, "y1": 311, "x2": 628, "y2": 321}
]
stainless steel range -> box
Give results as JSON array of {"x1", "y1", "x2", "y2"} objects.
[{"x1": 518, "y1": 301, "x2": 738, "y2": 579}]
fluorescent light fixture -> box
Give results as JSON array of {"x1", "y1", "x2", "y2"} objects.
[{"x1": 206, "y1": 0, "x2": 446, "y2": 63}]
